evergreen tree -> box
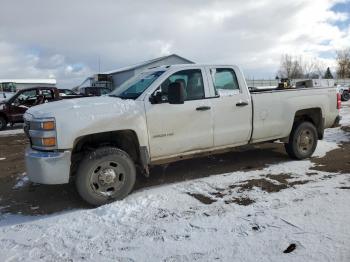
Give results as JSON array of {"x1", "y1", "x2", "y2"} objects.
[{"x1": 324, "y1": 67, "x2": 333, "y2": 79}]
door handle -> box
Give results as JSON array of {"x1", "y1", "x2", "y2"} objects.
[
  {"x1": 196, "y1": 106, "x2": 211, "y2": 111},
  {"x1": 236, "y1": 101, "x2": 248, "y2": 107}
]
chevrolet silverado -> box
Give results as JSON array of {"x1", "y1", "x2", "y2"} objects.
[{"x1": 23, "y1": 64, "x2": 340, "y2": 205}]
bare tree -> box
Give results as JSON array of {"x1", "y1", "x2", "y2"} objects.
[
  {"x1": 277, "y1": 54, "x2": 326, "y2": 79},
  {"x1": 277, "y1": 54, "x2": 303, "y2": 79},
  {"x1": 336, "y1": 48, "x2": 350, "y2": 78},
  {"x1": 299, "y1": 56, "x2": 325, "y2": 78}
]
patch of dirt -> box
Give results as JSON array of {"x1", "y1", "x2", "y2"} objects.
[
  {"x1": 224, "y1": 197, "x2": 255, "y2": 206},
  {"x1": 0, "y1": 134, "x2": 27, "y2": 178},
  {"x1": 311, "y1": 126, "x2": 350, "y2": 174},
  {"x1": 311, "y1": 142, "x2": 350, "y2": 174},
  {"x1": 0, "y1": 135, "x2": 89, "y2": 215},
  {"x1": 266, "y1": 174, "x2": 293, "y2": 184},
  {"x1": 236, "y1": 178, "x2": 288, "y2": 193},
  {"x1": 232, "y1": 176, "x2": 310, "y2": 193},
  {"x1": 187, "y1": 193, "x2": 217, "y2": 205},
  {"x1": 341, "y1": 126, "x2": 350, "y2": 132},
  {"x1": 188, "y1": 173, "x2": 311, "y2": 206},
  {"x1": 306, "y1": 172, "x2": 318, "y2": 176}
]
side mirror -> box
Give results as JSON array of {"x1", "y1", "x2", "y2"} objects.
[
  {"x1": 149, "y1": 90, "x2": 162, "y2": 104},
  {"x1": 168, "y1": 82, "x2": 185, "y2": 104}
]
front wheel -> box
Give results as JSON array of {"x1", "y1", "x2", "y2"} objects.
[
  {"x1": 76, "y1": 147, "x2": 136, "y2": 206},
  {"x1": 285, "y1": 121, "x2": 318, "y2": 160}
]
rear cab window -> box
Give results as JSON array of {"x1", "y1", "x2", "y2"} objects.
[{"x1": 210, "y1": 68, "x2": 240, "y2": 96}]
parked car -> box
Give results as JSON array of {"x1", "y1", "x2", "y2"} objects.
[
  {"x1": 336, "y1": 85, "x2": 350, "y2": 101},
  {"x1": 23, "y1": 64, "x2": 340, "y2": 205},
  {"x1": 0, "y1": 86, "x2": 61, "y2": 130},
  {"x1": 78, "y1": 86, "x2": 112, "y2": 96},
  {"x1": 58, "y1": 88, "x2": 86, "y2": 99}
]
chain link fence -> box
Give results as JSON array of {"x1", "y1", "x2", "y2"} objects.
[{"x1": 246, "y1": 78, "x2": 350, "y2": 87}]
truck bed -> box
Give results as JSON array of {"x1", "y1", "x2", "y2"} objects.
[{"x1": 249, "y1": 87, "x2": 338, "y2": 143}]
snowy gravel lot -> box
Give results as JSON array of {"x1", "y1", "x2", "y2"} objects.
[{"x1": 0, "y1": 103, "x2": 349, "y2": 261}]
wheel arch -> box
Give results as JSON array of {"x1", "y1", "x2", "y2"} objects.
[
  {"x1": 71, "y1": 129, "x2": 149, "y2": 178},
  {"x1": 293, "y1": 108, "x2": 324, "y2": 139},
  {"x1": 0, "y1": 112, "x2": 8, "y2": 123}
]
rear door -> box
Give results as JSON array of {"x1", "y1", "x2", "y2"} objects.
[
  {"x1": 145, "y1": 68, "x2": 214, "y2": 159},
  {"x1": 205, "y1": 66, "x2": 252, "y2": 147}
]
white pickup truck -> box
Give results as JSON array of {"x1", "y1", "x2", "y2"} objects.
[{"x1": 23, "y1": 64, "x2": 341, "y2": 205}]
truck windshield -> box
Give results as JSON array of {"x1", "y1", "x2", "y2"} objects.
[{"x1": 110, "y1": 70, "x2": 165, "y2": 99}]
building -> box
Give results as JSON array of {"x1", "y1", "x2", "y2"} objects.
[
  {"x1": 75, "y1": 54, "x2": 194, "y2": 92},
  {"x1": 0, "y1": 79, "x2": 56, "y2": 92}
]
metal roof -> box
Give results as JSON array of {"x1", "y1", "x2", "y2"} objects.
[
  {"x1": 0, "y1": 79, "x2": 56, "y2": 84},
  {"x1": 103, "y1": 54, "x2": 194, "y2": 75}
]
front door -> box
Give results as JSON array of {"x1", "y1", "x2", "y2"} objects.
[
  {"x1": 8, "y1": 89, "x2": 38, "y2": 123},
  {"x1": 145, "y1": 68, "x2": 213, "y2": 159}
]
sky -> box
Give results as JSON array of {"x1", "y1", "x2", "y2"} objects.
[{"x1": 0, "y1": 0, "x2": 349, "y2": 88}]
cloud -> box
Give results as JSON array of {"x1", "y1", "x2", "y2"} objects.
[{"x1": 0, "y1": 0, "x2": 349, "y2": 86}]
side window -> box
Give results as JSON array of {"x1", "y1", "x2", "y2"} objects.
[
  {"x1": 159, "y1": 69, "x2": 205, "y2": 101},
  {"x1": 211, "y1": 68, "x2": 240, "y2": 95},
  {"x1": 14, "y1": 90, "x2": 37, "y2": 106}
]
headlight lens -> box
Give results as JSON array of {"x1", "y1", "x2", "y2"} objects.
[
  {"x1": 42, "y1": 137, "x2": 56, "y2": 146},
  {"x1": 42, "y1": 121, "x2": 55, "y2": 130},
  {"x1": 26, "y1": 118, "x2": 57, "y2": 150}
]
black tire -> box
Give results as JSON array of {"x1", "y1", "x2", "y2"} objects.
[
  {"x1": 0, "y1": 116, "x2": 7, "y2": 131},
  {"x1": 285, "y1": 121, "x2": 318, "y2": 160},
  {"x1": 342, "y1": 90, "x2": 350, "y2": 101},
  {"x1": 76, "y1": 147, "x2": 136, "y2": 206}
]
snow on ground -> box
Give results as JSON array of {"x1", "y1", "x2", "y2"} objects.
[
  {"x1": 0, "y1": 124, "x2": 23, "y2": 136},
  {"x1": 313, "y1": 125, "x2": 349, "y2": 157},
  {"x1": 12, "y1": 173, "x2": 29, "y2": 189},
  {"x1": 313, "y1": 102, "x2": 350, "y2": 157},
  {"x1": 1, "y1": 162, "x2": 349, "y2": 261},
  {"x1": 0, "y1": 104, "x2": 349, "y2": 261}
]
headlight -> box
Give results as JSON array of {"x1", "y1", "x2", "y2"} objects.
[
  {"x1": 30, "y1": 119, "x2": 55, "y2": 131},
  {"x1": 27, "y1": 118, "x2": 57, "y2": 150}
]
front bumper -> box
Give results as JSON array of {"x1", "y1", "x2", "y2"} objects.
[{"x1": 25, "y1": 147, "x2": 71, "y2": 184}]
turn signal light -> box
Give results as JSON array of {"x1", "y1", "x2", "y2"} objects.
[
  {"x1": 42, "y1": 137, "x2": 56, "y2": 147},
  {"x1": 42, "y1": 121, "x2": 55, "y2": 130}
]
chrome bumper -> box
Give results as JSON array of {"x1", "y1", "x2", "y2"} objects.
[{"x1": 25, "y1": 147, "x2": 71, "y2": 184}]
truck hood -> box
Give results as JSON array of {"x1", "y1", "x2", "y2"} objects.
[
  {"x1": 27, "y1": 96, "x2": 141, "y2": 119},
  {"x1": 25, "y1": 96, "x2": 147, "y2": 149}
]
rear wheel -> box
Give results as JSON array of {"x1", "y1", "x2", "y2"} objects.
[
  {"x1": 0, "y1": 116, "x2": 7, "y2": 131},
  {"x1": 285, "y1": 121, "x2": 318, "y2": 160},
  {"x1": 76, "y1": 147, "x2": 136, "y2": 206},
  {"x1": 342, "y1": 90, "x2": 350, "y2": 101}
]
